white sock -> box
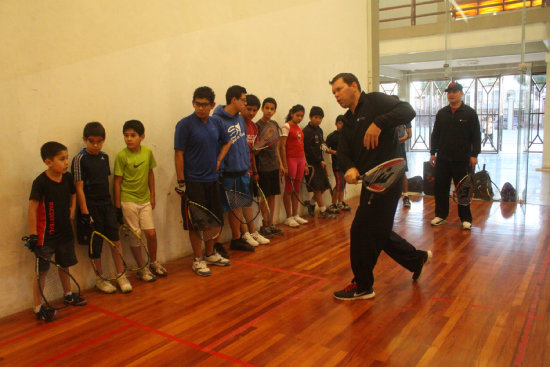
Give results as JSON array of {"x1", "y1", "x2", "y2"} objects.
[{"x1": 320, "y1": 206, "x2": 327, "y2": 212}]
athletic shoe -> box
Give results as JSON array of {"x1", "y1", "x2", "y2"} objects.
[
  {"x1": 241, "y1": 232, "x2": 260, "y2": 247},
  {"x1": 150, "y1": 261, "x2": 167, "y2": 276},
  {"x1": 205, "y1": 251, "x2": 231, "y2": 266},
  {"x1": 403, "y1": 196, "x2": 411, "y2": 208},
  {"x1": 259, "y1": 226, "x2": 275, "y2": 238},
  {"x1": 333, "y1": 282, "x2": 375, "y2": 301},
  {"x1": 35, "y1": 305, "x2": 57, "y2": 321},
  {"x1": 328, "y1": 204, "x2": 341, "y2": 214},
  {"x1": 251, "y1": 231, "x2": 270, "y2": 245},
  {"x1": 63, "y1": 292, "x2": 87, "y2": 306},
  {"x1": 95, "y1": 277, "x2": 117, "y2": 294},
  {"x1": 284, "y1": 217, "x2": 300, "y2": 227},
  {"x1": 293, "y1": 215, "x2": 308, "y2": 224},
  {"x1": 137, "y1": 267, "x2": 156, "y2": 282},
  {"x1": 412, "y1": 250, "x2": 432, "y2": 281},
  {"x1": 462, "y1": 221, "x2": 472, "y2": 230},
  {"x1": 230, "y1": 238, "x2": 255, "y2": 252},
  {"x1": 215, "y1": 242, "x2": 231, "y2": 259},
  {"x1": 192, "y1": 257, "x2": 211, "y2": 276},
  {"x1": 430, "y1": 217, "x2": 446, "y2": 226},
  {"x1": 116, "y1": 275, "x2": 133, "y2": 293},
  {"x1": 319, "y1": 210, "x2": 336, "y2": 219},
  {"x1": 304, "y1": 200, "x2": 316, "y2": 217},
  {"x1": 339, "y1": 202, "x2": 351, "y2": 211},
  {"x1": 269, "y1": 225, "x2": 284, "y2": 236}
]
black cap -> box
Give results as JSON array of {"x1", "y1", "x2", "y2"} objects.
[{"x1": 445, "y1": 82, "x2": 463, "y2": 92}]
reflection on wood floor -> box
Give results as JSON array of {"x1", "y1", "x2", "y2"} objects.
[{"x1": 1, "y1": 196, "x2": 548, "y2": 367}]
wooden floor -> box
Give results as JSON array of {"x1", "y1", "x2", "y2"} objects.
[{"x1": 1, "y1": 196, "x2": 549, "y2": 367}]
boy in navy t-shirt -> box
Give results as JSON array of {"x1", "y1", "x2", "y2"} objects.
[{"x1": 28, "y1": 141, "x2": 87, "y2": 321}]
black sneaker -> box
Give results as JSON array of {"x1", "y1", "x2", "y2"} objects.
[
  {"x1": 327, "y1": 204, "x2": 341, "y2": 214},
  {"x1": 63, "y1": 292, "x2": 87, "y2": 306},
  {"x1": 214, "y1": 242, "x2": 231, "y2": 259},
  {"x1": 333, "y1": 282, "x2": 375, "y2": 300},
  {"x1": 269, "y1": 225, "x2": 284, "y2": 236},
  {"x1": 340, "y1": 202, "x2": 351, "y2": 211},
  {"x1": 229, "y1": 239, "x2": 255, "y2": 252},
  {"x1": 304, "y1": 200, "x2": 316, "y2": 217},
  {"x1": 259, "y1": 226, "x2": 275, "y2": 239},
  {"x1": 35, "y1": 305, "x2": 57, "y2": 321},
  {"x1": 403, "y1": 196, "x2": 411, "y2": 208},
  {"x1": 319, "y1": 210, "x2": 336, "y2": 219},
  {"x1": 412, "y1": 250, "x2": 432, "y2": 281}
]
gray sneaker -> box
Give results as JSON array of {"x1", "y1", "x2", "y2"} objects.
[
  {"x1": 270, "y1": 225, "x2": 284, "y2": 236},
  {"x1": 259, "y1": 226, "x2": 275, "y2": 238},
  {"x1": 319, "y1": 210, "x2": 336, "y2": 219}
]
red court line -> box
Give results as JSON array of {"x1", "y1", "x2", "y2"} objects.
[
  {"x1": 233, "y1": 260, "x2": 343, "y2": 283},
  {"x1": 206, "y1": 279, "x2": 326, "y2": 350},
  {"x1": 87, "y1": 304, "x2": 256, "y2": 367},
  {"x1": 35, "y1": 324, "x2": 132, "y2": 367},
  {"x1": 0, "y1": 309, "x2": 95, "y2": 347},
  {"x1": 513, "y1": 244, "x2": 550, "y2": 367}
]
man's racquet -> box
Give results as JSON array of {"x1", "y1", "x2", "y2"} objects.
[
  {"x1": 176, "y1": 187, "x2": 223, "y2": 242},
  {"x1": 358, "y1": 158, "x2": 406, "y2": 193},
  {"x1": 453, "y1": 172, "x2": 474, "y2": 206},
  {"x1": 22, "y1": 236, "x2": 82, "y2": 311},
  {"x1": 252, "y1": 125, "x2": 280, "y2": 151},
  {"x1": 118, "y1": 224, "x2": 151, "y2": 272},
  {"x1": 90, "y1": 230, "x2": 128, "y2": 281}
]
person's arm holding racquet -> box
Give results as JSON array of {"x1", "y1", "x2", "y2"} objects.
[{"x1": 174, "y1": 149, "x2": 186, "y2": 195}]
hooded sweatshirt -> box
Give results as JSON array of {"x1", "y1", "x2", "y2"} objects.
[{"x1": 212, "y1": 105, "x2": 251, "y2": 174}]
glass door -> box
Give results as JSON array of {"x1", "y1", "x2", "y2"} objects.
[{"x1": 516, "y1": 64, "x2": 532, "y2": 204}]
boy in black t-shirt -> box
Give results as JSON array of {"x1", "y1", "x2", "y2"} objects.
[
  {"x1": 28, "y1": 142, "x2": 87, "y2": 321},
  {"x1": 72, "y1": 122, "x2": 131, "y2": 293},
  {"x1": 325, "y1": 115, "x2": 351, "y2": 212}
]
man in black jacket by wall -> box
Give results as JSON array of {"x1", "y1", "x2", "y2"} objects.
[
  {"x1": 330, "y1": 73, "x2": 431, "y2": 301},
  {"x1": 429, "y1": 82, "x2": 481, "y2": 230}
]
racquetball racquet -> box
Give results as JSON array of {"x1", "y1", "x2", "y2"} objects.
[
  {"x1": 118, "y1": 224, "x2": 151, "y2": 272},
  {"x1": 252, "y1": 125, "x2": 280, "y2": 151},
  {"x1": 22, "y1": 236, "x2": 82, "y2": 311},
  {"x1": 453, "y1": 172, "x2": 474, "y2": 206},
  {"x1": 177, "y1": 187, "x2": 223, "y2": 242},
  {"x1": 357, "y1": 158, "x2": 406, "y2": 193},
  {"x1": 254, "y1": 181, "x2": 270, "y2": 218},
  {"x1": 89, "y1": 230, "x2": 128, "y2": 281},
  {"x1": 288, "y1": 165, "x2": 316, "y2": 212}
]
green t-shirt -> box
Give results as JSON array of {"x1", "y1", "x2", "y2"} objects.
[{"x1": 114, "y1": 145, "x2": 157, "y2": 203}]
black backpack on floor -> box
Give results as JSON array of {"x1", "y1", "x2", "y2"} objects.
[{"x1": 472, "y1": 164, "x2": 494, "y2": 201}]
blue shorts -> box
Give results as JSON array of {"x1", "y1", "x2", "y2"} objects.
[{"x1": 220, "y1": 174, "x2": 251, "y2": 213}]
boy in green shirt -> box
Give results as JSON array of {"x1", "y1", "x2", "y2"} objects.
[{"x1": 114, "y1": 120, "x2": 167, "y2": 280}]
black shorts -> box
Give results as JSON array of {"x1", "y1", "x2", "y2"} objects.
[
  {"x1": 258, "y1": 170, "x2": 280, "y2": 197},
  {"x1": 307, "y1": 163, "x2": 331, "y2": 192},
  {"x1": 36, "y1": 240, "x2": 78, "y2": 272},
  {"x1": 181, "y1": 181, "x2": 224, "y2": 231},
  {"x1": 88, "y1": 203, "x2": 120, "y2": 259}
]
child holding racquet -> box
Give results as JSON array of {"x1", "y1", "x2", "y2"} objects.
[
  {"x1": 240, "y1": 94, "x2": 270, "y2": 246},
  {"x1": 28, "y1": 142, "x2": 87, "y2": 321},
  {"x1": 114, "y1": 119, "x2": 167, "y2": 281},
  {"x1": 255, "y1": 97, "x2": 285, "y2": 237},
  {"x1": 280, "y1": 104, "x2": 309, "y2": 228},
  {"x1": 325, "y1": 115, "x2": 351, "y2": 212},
  {"x1": 174, "y1": 86, "x2": 232, "y2": 277},
  {"x1": 72, "y1": 122, "x2": 131, "y2": 294},
  {"x1": 302, "y1": 106, "x2": 337, "y2": 219}
]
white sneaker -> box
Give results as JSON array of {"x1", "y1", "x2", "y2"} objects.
[
  {"x1": 116, "y1": 275, "x2": 133, "y2": 293},
  {"x1": 137, "y1": 267, "x2": 156, "y2": 282},
  {"x1": 293, "y1": 215, "x2": 308, "y2": 224},
  {"x1": 150, "y1": 260, "x2": 167, "y2": 276},
  {"x1": 205, "y1": 251, "x2": 231, "y2": 266},
  {"x1": 241, "y1": 232, "x2": 259, "y2": 247},
  {"x1": 251, "y1": 231, "x2": 270, "y2": 245},
  {"x1": 462, "y1": 221, "x2": 472, "y2": 230},
  {"x1": 95, "y1": 277, "x2": 116, "y2": 294},
  {"x1": 430, "y1": 217, "x2": 446, "y2": 226},
  {"x1": 192, "y1": 258, "x2": 211, "y2": 276},
  {"x1": 284, "y1": 217, "x2": 300, "y2": 227}
]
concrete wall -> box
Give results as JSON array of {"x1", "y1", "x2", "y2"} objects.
[{"x1": 0, "y1": 0, "x2": 368, "y2": 317}]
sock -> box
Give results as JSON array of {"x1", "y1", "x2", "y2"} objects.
[
  {"x1": 34, "y1": 304, "x2": 42, "y2": 313},
  {"x1": 320, "y1": 206, "x2": 327, "y2": 212},
  {"x1": 65, "y1": 292, "x2": 72, "y2": 297}
]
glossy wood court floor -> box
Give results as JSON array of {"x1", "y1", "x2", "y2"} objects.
[{"x1": 1, "y1": 196, "x2": 548, "y2": 366}]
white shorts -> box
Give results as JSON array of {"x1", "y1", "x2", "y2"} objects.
[{"x1": 121, "y1": 201, "x2": 155, "y2": 235}]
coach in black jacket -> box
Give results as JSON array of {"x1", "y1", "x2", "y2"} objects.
[
  {"x1": 330, "y1": 73, "x2": 431, "y2": 301},
  {"x1": 430, "y1": 82, "x2": 481, "y2": 230}
]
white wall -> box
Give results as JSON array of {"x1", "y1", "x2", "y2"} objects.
[{"x1": 0, "y1": 0, "x2": 368, "y2": 317}]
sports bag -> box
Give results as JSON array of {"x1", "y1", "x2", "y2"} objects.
[
  {"x1": 408, "y1": 176, "x2": 423, "y2": 193},
  {"x1": 501, "y1": 182, "x2": 516, "y2": 202},
  {"x1": 472, "y1": 164, "x2": 494, "y2": 201}
]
